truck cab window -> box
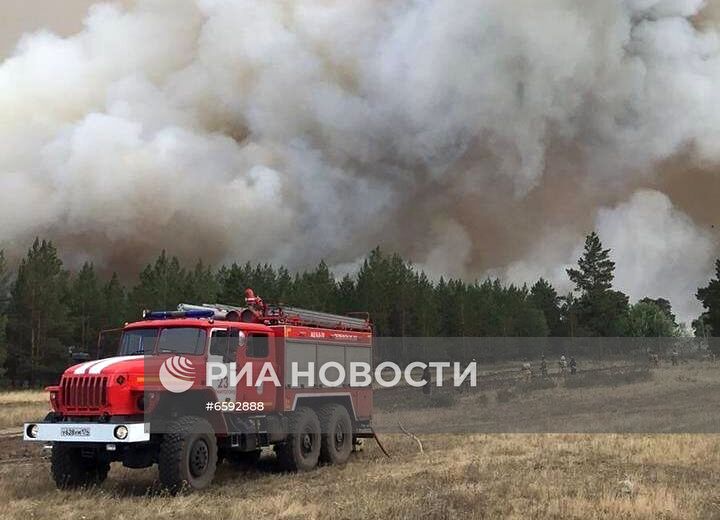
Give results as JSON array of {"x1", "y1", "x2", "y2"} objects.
[
  {"x1": 210, "y1": 329, "x2": 239, "y2": 362},
  {"x1": 209, "y1": 330, "x2": 229, "y2": 357},
  {"x1": 157, "y1": 328, "x2": 207, "y2": 355},
  {"x1": 247, "y1": 334, "x2": 269, "y2": 358},
  {"x1": 119, "y1": 328, "x2": 159, "y2": 355}
]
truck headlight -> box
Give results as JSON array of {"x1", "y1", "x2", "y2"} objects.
[
  {"x1": 114, "y1": 425, "x2": 129, "y2": 440},
  {"x1": 26, "y1": 424, "x2": 39, "y2": 438}
]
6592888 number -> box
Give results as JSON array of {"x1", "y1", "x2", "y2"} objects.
[{"x1": 208, "y1": 401, "x2": 265, "y2": 412}]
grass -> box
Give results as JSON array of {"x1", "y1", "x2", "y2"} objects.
[
  {"x1": 2, "y1": 365, "x2": 720, "y2": 518},
  {"x1": 564, "y1": 367, "x2": 652, "y2": 389},
  {"x1": 0, "y1": 390, "x2": 49, "y2": 431},
  {"x1": 0, "y1": 402, "x2": 50, "y2": 430},
  {"x1": 2, "y1": 434, "x2": 719, "y2": 519},
  {"x1": 0, "y1": 390, "x2": 48, "y2": 405},
  {"x1": 378, "y1": 362, "x2": 720, "y2": 434}
]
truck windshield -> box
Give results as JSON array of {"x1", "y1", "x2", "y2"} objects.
[{"x1": 119, "y1": 328, "x2": 207, "y2": 355}]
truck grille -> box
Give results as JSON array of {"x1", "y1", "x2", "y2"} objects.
[{"x1": 60, "y1": 376, "x2": 108, "y2": 411}]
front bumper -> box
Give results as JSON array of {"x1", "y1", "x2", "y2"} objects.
[{"x1": 23, "y1": 422, "x2": 150, "y2": 443}]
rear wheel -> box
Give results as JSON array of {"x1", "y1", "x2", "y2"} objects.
[
  {"x1": 51, "y1": 443, "x2": 109, "y2": 489},
  {"x1": 158, "y1": 416, "x2": 218, "y2": 493},
  {"x1": 318, "y1": 404, "x2": 353, "y2": 465},
  {"x1": 277, "y1": 407, "x2": 321, "y2": 472}
]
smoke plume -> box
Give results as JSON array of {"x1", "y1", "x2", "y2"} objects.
[{"x1": 1, "y1": 0, "x2": 720, "y2": 321}]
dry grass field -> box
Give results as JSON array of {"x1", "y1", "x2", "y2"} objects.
[
  {"x1": 0, "y1": 390, "x2": 49, "y2": 431},
  {"x1": 2, "y1": 364, "x2": 720, "y2": 519}
]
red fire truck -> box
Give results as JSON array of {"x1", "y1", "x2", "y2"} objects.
[{"x1": 24, "y1": 290, "x2": 373, "y2": 492}]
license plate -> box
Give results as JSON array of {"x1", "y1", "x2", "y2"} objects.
[{"x1": 60, "y1": 427, "x2": 91, "y2": 438}]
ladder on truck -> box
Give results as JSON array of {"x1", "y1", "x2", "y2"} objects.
[{"x1": 178, "y1": 289, "x2": 371, "y2": 332}]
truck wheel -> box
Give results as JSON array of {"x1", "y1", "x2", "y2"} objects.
[
  {"x1": 277, "y1": 407, "x2": 321, "y2": 472},
  {"x1": 158, "y1": 416, "x2": 218, "y2": 493},
  {"x1": 51, "y1": 443, "x2": 110, "y2": 489},
  {"x1": 318, "y1": 404, "x2": 353, "y2": 465}
]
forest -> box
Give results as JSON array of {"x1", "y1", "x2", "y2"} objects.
[{"x1": 1, "y1": 232, "x2": 719, "y2": 385}]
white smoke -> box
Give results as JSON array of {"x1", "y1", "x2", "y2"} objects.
[
  {"x1": 502, "y1": 190, "x2": 716, "y2": 323},
  {"x1": 1, "y1": 0, "x2": 719, "y2": 320},
  {"x1": 597, "y1": 190, "x2": 716, "y2": 324}
]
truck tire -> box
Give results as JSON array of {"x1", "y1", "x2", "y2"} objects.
[
  {"x1": 51, "y1": 443, "x2": 110, "y2": 489},
  {"x1": 318, "y1": 404, "x2": 353, "y2": 465},
  {"x1": 277, "y1": 407, "x2": 321, "y2": 472},
  {"x1": 158, "y1": 416, "x2": 218, "y2": 493}
]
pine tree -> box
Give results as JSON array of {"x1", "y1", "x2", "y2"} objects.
[
  {"x1": 356, "y1": 248, "x2": 393, "y2": 335},
  {"x1": 252, "y1": 263, "x2": 280, "y2": 300},
  {"x1": 101, "y1": 272, "x2": 127, "y2": 327},
  {"x1": 216, "y1": 262, "x2": 254, "y2": 305},
  {"x1": 92, "y1": 272, "x2": 128, "y2": 358},
  {"x1": 0, "y1": 314, "x2": 7, "y2": 382},
  {"x1": 566, "y1": 232, "x2": 629, "y2": 336},
  {"x1": 184, "y1": 260, "x2": 219, "y2": 303},
  {"x1": 386, "y1": 254, "x2": 414, "y2": 337},
  {"x1": 0, "y1": 250, "x2": 10, "y2": 314},
  {"x1": 275, "y1": 266, "x2": 294, "y2": 303},
  {"x1": 69, "y1": 262, "x2": 102, "y2": 352},
  {"x1": 697, "y1": 259, "x2": 720, "y2": 343},
  {"x1": 408, "y1": 271, "x2": 439, "y2": 336},
  {"x1": 696, "y1": 260, "x2": 720, "y2": 326},
  {"x1": 129, "y1": 251, "x2": 187, "y2": 313},
  {"x1": 294, "y1": 261, "x2": 337, "y2": 312},
  {"x1": 567, "y1": 232, "x2": 615, "y2": 293},
  {"x1": 7, "y1": 239, "x2": 70, "y2": 384},
  {"x1": 336, "y1": 274, "x2": 357, "y2": 315},
  {"x1": 0, "y1": 251, "x2": 8, "y2": 382},
  {"x1": 560, "y1": 292, "x2": 578, "y2": 337},
  {"x1": 529, "y1": 278, "x2": 563, "y2": 336}
]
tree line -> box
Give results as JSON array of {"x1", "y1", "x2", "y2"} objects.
[{"x1": 0, "y1": 232, "x2": 716, "y2": 386}]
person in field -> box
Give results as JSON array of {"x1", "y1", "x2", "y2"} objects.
[
  {"x1": 647, "y1": 349, "x2": 660, "y2": 367},
  {"x1": 521, "y1": 359, "x2": 532, "y2": 382}
]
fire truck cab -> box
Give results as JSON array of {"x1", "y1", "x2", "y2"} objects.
[{"x1": 24, "y1": 290, "x2": 373, "y2": 492}]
